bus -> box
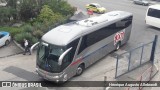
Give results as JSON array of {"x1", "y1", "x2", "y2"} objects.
[
  {"x1": 145, "y1": 4, "x2": 160, "y2": 28},
  {"x1": 35, "y1": 11, "x2": 133, "y2": 82}
]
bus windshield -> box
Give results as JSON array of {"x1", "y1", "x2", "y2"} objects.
[{"x1": 37, "y1": 42, "x2": 66, "y2": 73}]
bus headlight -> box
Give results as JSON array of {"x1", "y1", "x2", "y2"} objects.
[
  {"x1": 56, "y1": 80, "x2": 59, "y2": 83},
  {"x1": 36, "y1": 68, "x2": 38, "y2": 71},
  {"x1": 53, "y1": 76, "x2": 59, "y2": 79}
]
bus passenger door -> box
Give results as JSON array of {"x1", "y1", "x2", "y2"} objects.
[
  {"x1": 76, "y1": 36, "x2": 96, "y2": 68},
  {"x1": 58, "y1": 38, "x2": 80, "y2": 81}
]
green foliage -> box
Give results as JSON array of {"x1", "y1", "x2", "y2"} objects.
[
  {"x1": 33, "y1": 22, "x2": 45, "y2": 39},
  {"x1": 6, "y1": 0, "x2": 18, "y2": 20},
  {"x1": 37, "y1": 5, "x2": 68, "y2": 30},
  {"x1": 37, "y1": 5, "x2": 54, "y2": 23},
  {"x1": 58, "y1": 0, "x2": 75, "y2": 16},
  {"x1": 44, "y1": 0, "x2": 59, "y2": 13},
  {"x1": 0, "y1": 7, "x2": 17, "y2": 24},
  {"x1": 33, "y1": 22, "x2": 42, "y2": 30},
  {"x1": 22, "y1": 24, "x2": 34, "y2": 33},
  {"x1": 19, "y1": 0, "x2": 40, "y2": 21},
  {"x1": 14, "y1": 32, "x2": 38, "y2": 46},
  {"x1": 32, "y1": 22, "x2": 48, "y2": 33},
  {"x1": 53, "y1": 13, "x2": 65, "y2": 23},
  {"x1": 31, "y1": 36, "x2": 39, "y2": 44},
  {"x1": 45, "y1": 0, "x2": 75, "y2": 16},
  {"x1": 1, "y1": 0, "x2": 75, "y2": 47},
  {"x1": 0, "y1": 27, "x2": 22, "y2": 37},
  {"x1": 33, "y1": 30, "x2": 44, "y2": 39},
  {"x1": 7, "y1": 0, "x2": 17, "y2": 9}
]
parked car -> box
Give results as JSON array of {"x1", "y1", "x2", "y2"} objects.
[
  {"x1": 86, "y1": 3, "x2": 106, "y2": 14},
  {"x1": 133, "y1": 0, "x2": 149, "y2": 6},
  {"x1": 0, "y1": 31, "x2": 11, "y2": 47}
]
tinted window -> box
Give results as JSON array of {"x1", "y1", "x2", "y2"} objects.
[
  {"x1": 148, "y1": 8, "x2": 160, "y2": 18},
  {"x1": 78, "y1": 24, "x2": 118, "y2": 54},
  {"x1": 120, "y1": 16, "x2": 132, "y2": 28},
  {"x1": 90, "y1": 4, "x2": 96, "y2": 7},
  {"x1": 86, "y1": 23, "x2": 117, "y2": 47},
  {"x1": 61, "y1": 38, "x2": 80, "y2": 70},
  {"x1": 78, "y1": 16, "x2": 132, "y2": 54},
  {"x1": 0, "y1": 34, "x2": 4, "y2": 39}
]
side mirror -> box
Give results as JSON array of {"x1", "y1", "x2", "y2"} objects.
[
  {"x1": 58, "y1": 47, "x2": 72, "y2": 65},
  {"x1": 30, "y1": 42, "x2": 40, "y2": 54}
]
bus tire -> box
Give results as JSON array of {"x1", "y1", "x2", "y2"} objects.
[
  {"x1": 76, "y1": 64, "x2": 84, "y2": 76},
  {"x1": 116, "y1": 42, "x2": 121, "y2": 50}
]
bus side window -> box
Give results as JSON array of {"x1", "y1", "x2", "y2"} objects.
[
  {"x1": 67, "y1": 38, "x2": 80, "y2": 62},
  {"x1": 116, "y1": 16, "x2": 132, "y2": 29},
  {"x1": 77, "y1": 16, "x2": 133, "y2": 54},
  {"x1": 78, "y1": 36, "x2": 87, "y2": 54},
  {"x1": 125, "y1": 16, "x2": 133, "y2": 27},
  {"x1": 78, "y1": 23, "x2": 119, "y2": 54}
]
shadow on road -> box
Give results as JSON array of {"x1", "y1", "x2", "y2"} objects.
[
  {"x1": 3, "y1": 66, "x2": 65, "y2": 87},
  {"x1": 147, "y1": 26, "x2": 160, "y2": 31},
  {"x1": 3, "y1": 66, "x2": 105, "y2": 87},
  {"x1": 3, "y1": 66, "x2": 40, "y2": 81}
]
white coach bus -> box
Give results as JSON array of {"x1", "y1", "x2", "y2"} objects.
[
  {"x1": 145, "y1": 4, "x2": 160, "y2": 28},
  {"x1": 35, "y1": 11, "x2": 133, "y2": 82}
]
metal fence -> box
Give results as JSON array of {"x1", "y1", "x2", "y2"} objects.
[
  {"x1": 115, "y1": 35, "x2": 158, "y2": 78},
  {"x1": 126, "y1": 65, "x2": 153, "y2": 90}
]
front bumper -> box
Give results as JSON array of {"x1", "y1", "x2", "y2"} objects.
[{"x1": 36, "y1": 68, "x2": 64, "y2": 83}]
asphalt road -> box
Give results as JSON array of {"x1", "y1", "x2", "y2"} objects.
[{"x1": 0, "y1": 0, "x2": 160, "y2": 90}]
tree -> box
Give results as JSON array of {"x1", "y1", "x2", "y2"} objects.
[
  {"x1": 0, "y1": 7, "x2": 16, "y2": 24},
  {"x1": 7, "y1": 0, "x2": 17, "y2": 9},
  {"x1": 37, "y1": 5, "x2": 65, "y2": 31},
  {"x1": 58, "y1": 0, "x2": 75, "y2": 16},
  {"x1": 45, "y1": 0, "x2": 75, "y2": 16},
  {"x1": 38, "y1": 5, "x2": 64, "y2": 23},
  {"x1": 19, "y1": 0, "x2": 40, "y2": 21}
]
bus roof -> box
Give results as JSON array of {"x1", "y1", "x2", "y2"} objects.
[
  {"x1": 148, "y1": 4, "x2": 160, "y2": 9},
  {"x1": 42, "y1": 11, "x2": 132, "y2": 46}
]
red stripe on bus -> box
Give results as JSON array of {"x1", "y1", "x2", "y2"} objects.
[{"x1": 71, "y1": 59, "x2": 81, "y2": 66}]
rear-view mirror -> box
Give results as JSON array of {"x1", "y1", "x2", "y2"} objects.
[{"x1": 58, "y1": 47, "x2": 72, "y2": 65}]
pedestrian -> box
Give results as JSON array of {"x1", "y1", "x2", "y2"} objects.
[{"x1": 23, "y1": 38, "x2": 31, "y2": 55}]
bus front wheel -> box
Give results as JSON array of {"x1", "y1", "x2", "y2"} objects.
[{"x1": 76, "y1": 64, "x2": 84, "y2": 76}]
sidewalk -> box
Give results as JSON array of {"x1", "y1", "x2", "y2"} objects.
[
  {"x1": 106, "y1": 51, "x2": 160, "y2": 90},
  {"x1": 106, "y1": 62, "x2": 159, "y2": 90},
  {"x1": 150, "y1": 52, "x2": 160, "y2": 90}
]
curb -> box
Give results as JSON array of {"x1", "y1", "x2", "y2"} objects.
[
  {"x1": 13, "y1": 40, "x2": 25, "y2": 51},
  {"x1": 13, "y1": 40, "x2": 38, "y2": 54}
]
